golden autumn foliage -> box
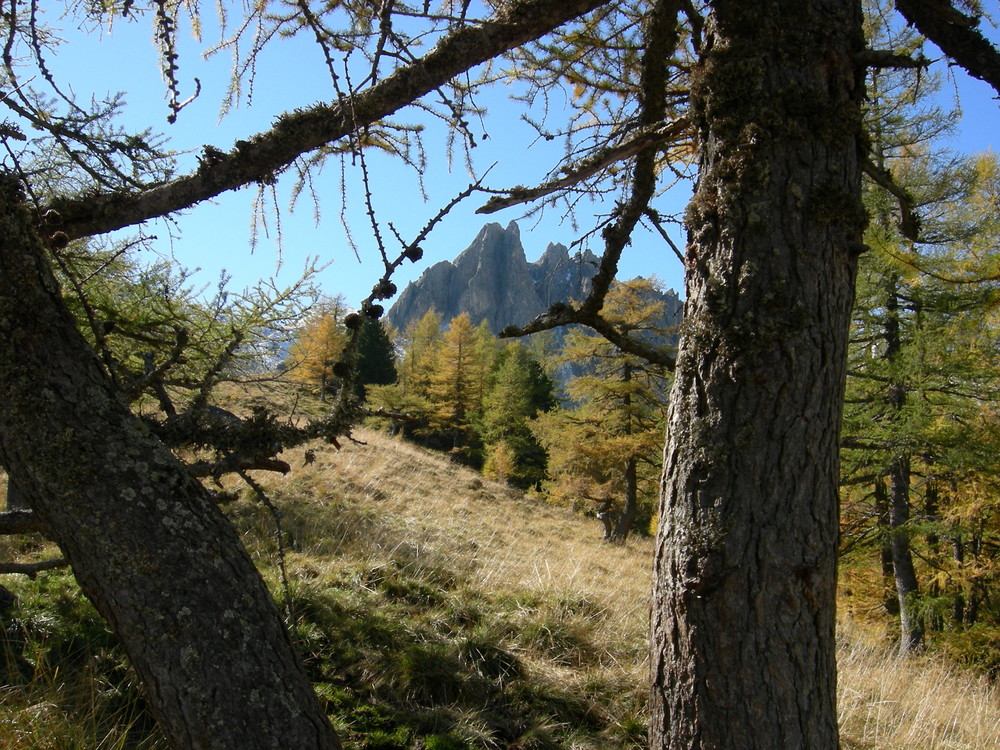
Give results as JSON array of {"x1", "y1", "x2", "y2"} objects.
[{"x1": 286, "y1": 296, "x2": 349, "y2": 395}]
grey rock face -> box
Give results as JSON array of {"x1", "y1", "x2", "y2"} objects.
[{"x1": 386, "y1": 221, "x2": 682, "y2": 339}]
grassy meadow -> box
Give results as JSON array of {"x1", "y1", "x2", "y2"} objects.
[{"x1": 2, "y1": 412, "x2": 999, "y2": 748}]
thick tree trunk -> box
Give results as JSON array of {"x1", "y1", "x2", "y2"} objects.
[
  {"x1": 0, "y1": 177, "x2": 339, "y2": 748},
  {"x1": 649, "y1": 2, "x2": 865, "y2": 748}
]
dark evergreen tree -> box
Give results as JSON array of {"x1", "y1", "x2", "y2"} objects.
[
  {"x1": 354, "y1": 317, "x2": 398, "y2": 399},
  {"x1": 478, "y1": 343, "x2": 555, "y2": 488}
]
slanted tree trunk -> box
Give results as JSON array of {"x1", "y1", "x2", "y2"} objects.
[
  {"x1": 0, "y1": 176, "x2": 340, "y2": 749},
  {"x1": 649, "y1": 2, "x2": 865, "y2": 747}
]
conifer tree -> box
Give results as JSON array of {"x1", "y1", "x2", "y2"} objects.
[
  {"x1": 841, "y1": 12, "x2": 1000, "y2": 654},
  {"x1": 471, "y1": 319, "x2": 501, "y2": 408},
  {"x1": 287, "y1": 295, "x2": 349, "y2": 399},
  {"x1": 354, "y1": 317, "x2": 397, "y2": 399},
  {"x1": 399, "y1": 309, "x2": 444, "y2": 402},
  {"x1": 478, "y1": 342, "x2": 554, "y2": 488},
  {"x1": 428, "y1": 313, "x2": 489, "y2": 450},
  {"x1": 844, "y1": 157, "x2": 1000, "y2": 654},
  {"x1": 4, "y1": 1, "x2": 1000, "y2": 745},
  {"x1": 532, "y1": 278, "x2": 671, "y2": 541}
]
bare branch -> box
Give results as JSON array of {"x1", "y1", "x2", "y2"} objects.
[
  {"x1": 52, "y1": 0, "x2": 614, "y2": 241},
  {"x1": 476, "y1": 118, "x2": 689, "y2": 214},
  {"x1": 862, "y1": 157, "x2": 921, "y2": 239},
  {"x1": 895, "y1": 0, "x2": 1000, "y2": 95},
  {"x1": 644, "y1": 208, "x2": 686, "y2": 264},
  {"x1": 187, "y1": 455, "x2": 291, "y2": 479},
  {"x1": 499, "y1": 0, "x2": 684, "y2": 369},
  {"x1": 859, "y1": 48, "x2": 932, "y2": 69},
  {"x1": 0, "y1": 557, "x2": 67, "y2": 577},
  {"x1": 125, "y1": 327, "x2": 190, "y2": 406}
]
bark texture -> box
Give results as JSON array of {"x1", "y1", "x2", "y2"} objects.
[
  {"x1": 0, "y1": 176, "x2": 339, "y2": 749},
  {"x1": 649, "y1": 2, "x2": 866, "y2": 747}
]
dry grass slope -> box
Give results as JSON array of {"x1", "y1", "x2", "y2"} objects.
[
  {"x1": 262, "y1": 428, "x2": 1000, "y2": 749},
  {"x1": 2, "y1": 418, "x2": 1000, "y2": 748}
]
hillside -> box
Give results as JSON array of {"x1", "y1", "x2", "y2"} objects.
[{"x1": 2, "y1": 422, "x2": 1000, "y2": 748}]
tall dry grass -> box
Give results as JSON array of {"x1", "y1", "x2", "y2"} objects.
[
  {"x1": 3, "y1": 421, "x2": 1000, "y2": 747},
  {"x1": 263, "y1": 428, "x2": 655, "y2": 706},
  {"x1": 266, "y1": 427, "x2": 1000, "y2": 750},
  {"x1": 837, "y1": 619, "x2": 1000, "y2": 749}
]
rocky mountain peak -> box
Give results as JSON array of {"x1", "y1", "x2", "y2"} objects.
[{"x1": 385, "y1": 222, "x2": 680, "y2": 340}]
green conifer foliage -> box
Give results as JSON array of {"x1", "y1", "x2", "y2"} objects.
[
  {"x1": 478, "y1": 343, "x2": 555, "y2": 488},
  {"x1": 354, "y1": 317, "x2": 397, "y2": 399},
  {"x1": 841, "y1": 12, "x2": 1000, "y2": 659},
  {"x1": 531, "y1": 279, "x2": 672, "y2": 541}
]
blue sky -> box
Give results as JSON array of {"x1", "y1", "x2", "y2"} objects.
[
  {"x1": 47, "y1": 5, "x2": 1000, "y2": 310},
  {"x1": 49, "y1": 6, "x2": 690, "y2": 309}
]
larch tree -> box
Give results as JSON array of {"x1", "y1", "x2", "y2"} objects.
[
  {"x1": 427, "y1": 312, "x2": 491, "y2": 449},
  {"x1": 370, "y1": 308, "x2": 444, "y2": 439},
  {"x1": 639, "y1": 4, "x2": 998, "y2": 745},
  {"x1": 531, "y1": 278, "x2": 672, "y2": 541},
  {"x1": 398, "y1": 309, "x2": 444, "y2": 402},
  {"x1": 841, "y1": 11, "x2": 949, "y2": 654},
  {"x1": 1, "y1": 1, "x2": 999, "y2": 749},
  {"x1": 641, "y1": 4, "x2": 865, "y2": 743},
  {"x1": 287, "y1": 294, "x2": 350, "y2": 399},
  {"x1": 0, "y1": 2, "x2": 615, "y2": 748},
  {"x1": 843, "y1": 145, "x2": 1000, "y2": 655},
  {"x1": 839, "y1": 7, "x2": 1000, "y2": 656}
]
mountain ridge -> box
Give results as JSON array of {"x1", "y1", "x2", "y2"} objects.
[{"x1": 386, "y1": 221, "x2": 682, "y2": 337}]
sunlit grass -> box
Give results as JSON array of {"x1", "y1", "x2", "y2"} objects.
[
  {"x1": 2, "y1": 423, "x2": 999, "y2": 747},
  {"x1": 838, "y1": 618, "x2": 1000, "y2": 749}
]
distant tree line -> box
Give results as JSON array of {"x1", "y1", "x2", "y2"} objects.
[
  {"x1": 837, "y1": 10, "x2": 1000, "y2": 674},
  {"x1": 286, "y1": 278, "x2": 674, "y2": 542}
]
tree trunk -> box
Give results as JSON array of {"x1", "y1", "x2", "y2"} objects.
[
  {"x1": 889, "y1": 455, "x2": 923, "y2": 653},
  {"x1": 610, "y1": 456, "x2": 638, "y2": 542},
  {"x1": 649, "y1": 2, "x2": 865, "y2": 748},
  {"x1": 882, "y1": 270, "x2": 922, "y2": 654},
  {"x1": 611, "y1": 361, "x2": 638, "y2": 542},
  {"x1": 875, "y1": 480, "x2": 900, "y2": 616},
  {"x1": 0, "y1": 176, "x2": 340, "y2": 749},
  {"x1": 951, "y1": 524, "x2": 966, "y2": 627}
]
